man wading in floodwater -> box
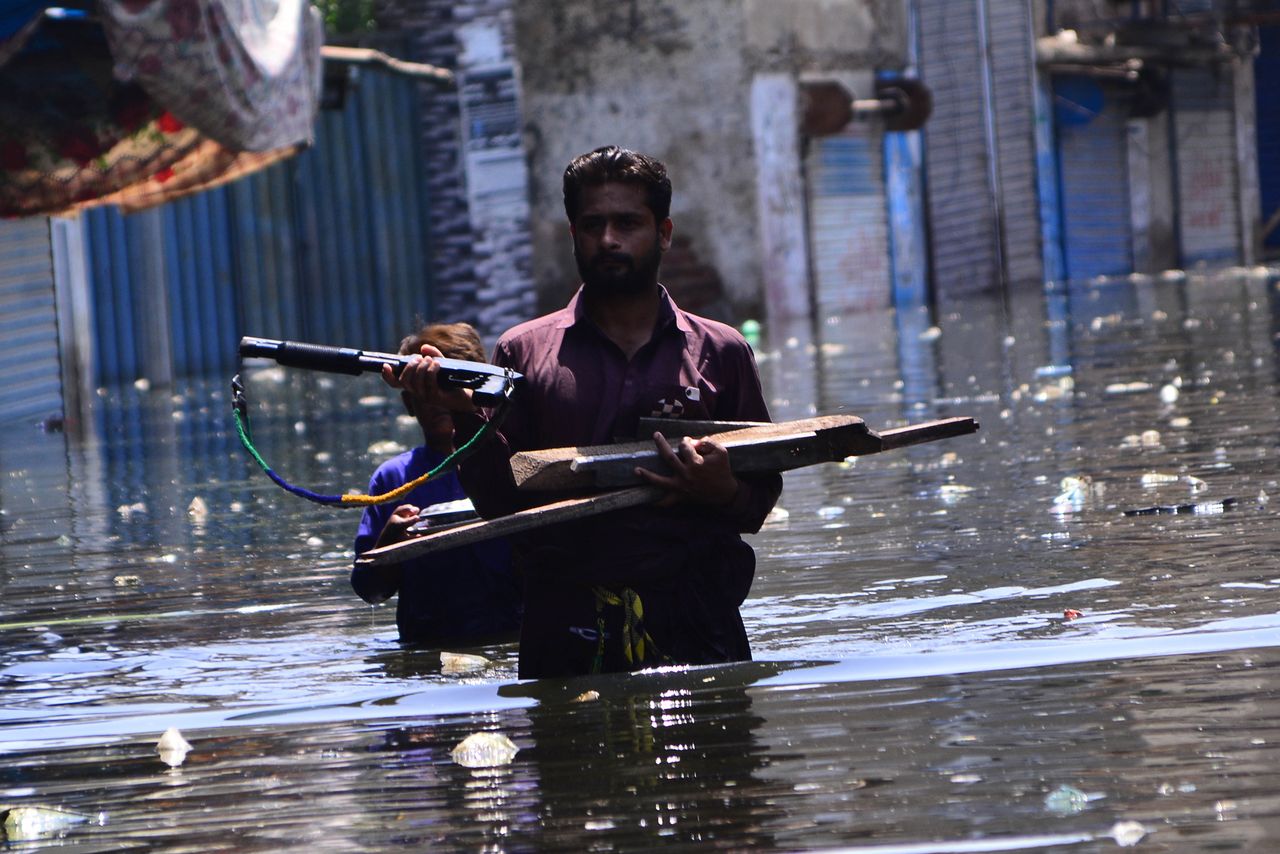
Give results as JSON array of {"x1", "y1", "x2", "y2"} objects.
[{"x1": 387, "y1": 145, "x2": 782, "y2": 678}]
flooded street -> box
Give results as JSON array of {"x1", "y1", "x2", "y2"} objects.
[{"x1": 4, "y1": 270, "x2": 1280, "y2": 850}]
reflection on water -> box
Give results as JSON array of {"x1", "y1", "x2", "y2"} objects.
[{"x1": 4, "y1": 270, "x2": 1280, "y2": 849}]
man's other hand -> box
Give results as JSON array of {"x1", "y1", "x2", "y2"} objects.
[{"x1": 380, "y1": 344, "x2": 477, "y2": 413}]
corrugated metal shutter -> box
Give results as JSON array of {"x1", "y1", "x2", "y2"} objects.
[
  {"x1": 805, "y1": 125, "x2": 891, "y2": 314},
  {"x1": 1054, "y1": 76, "x2": 1133, "y2": 280},
  {"x1": 1172, "y1": 68, "x2": 1240, "y2": 264},
  {"x1": 80, "y1": 65, "x2": 433, "y2": 387},
  {"x1": 1257, "y1": 26, "x2": 1280, "y2": 254},
  {"x1": 0, "y1": 219, "x2": 62, "y2": 424},
  {"x1": 918, "y1": 0, "x2": 999, "y2": 294},
  {"x1": 986, "y1": 0, "x2": 1042, "y2": 285}
]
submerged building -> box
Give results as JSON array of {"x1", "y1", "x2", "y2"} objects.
[{"x1": 0, "y1": 0, "x2": 1276, "y2": 427}]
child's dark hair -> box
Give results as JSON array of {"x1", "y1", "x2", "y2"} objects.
[{"x1": 398, "y1": 322, "x2": 486, "y2": 363}]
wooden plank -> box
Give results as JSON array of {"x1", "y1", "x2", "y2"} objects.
[
  {"x1": 875, "y1": 417, "x2": 979, "y2": 450},
  {"x1": 355, "y1": 486, "x2": 663, "y2": 566},
  {"x1": 512, "y1": 414, "x2": 873, "y2": 492},
  {"x1": 360, "y1": 415, "x2": 979, "y2": 566}
]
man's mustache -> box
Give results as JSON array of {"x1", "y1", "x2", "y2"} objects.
[{"x1": 592, "y1": 252, "x2": 633, "y2": 268}]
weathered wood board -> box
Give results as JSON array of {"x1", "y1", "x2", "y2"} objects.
[
  {"x1": 512, "y1": 415, "x2": 877, "y2": 491},
  {"x1": 356, "y1": 415, "x2": 979, "y2": 566},
  {"x1": 356, "y1": 486, "x2": 662, "y2": 567},
  {"x1": 513, "y1": 415, "x2": 977, "y2": 491}
]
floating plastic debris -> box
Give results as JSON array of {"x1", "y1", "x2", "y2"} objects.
[
  {"x1": 440, "y1": 651, "x2": 490, "y2": 675},
  {"x1": 314, "y1": 451, "x2": 332, "y2": 464},
  {"x1": 938, "y1": 484, "x2": 973, "y2": 500},
  {"x1": 1140, "y1": 472, "x2": 1179, "y2": 487},
  {"x1": 1, "y1": 804, "x2": 99, "y2": 841},
  {"x1": 112, "y1": 575, "x2": 141, "y2": 587},
  {"x1": 1259, "y1": 490, "x2": 1270, "y2": 506},
  {"x1": 450, "y1": 732, "x2": 519, "y2": 768},
  {"x1": 1185, "y1": 476, "x2": 1207, "y2": 493},
  {"x1": 367, "y1": 439, "x2": 406, "y2": 457},
  {"x1": 1063, "y1": 609, "x2": 1084, "y2": 620},
  {"x1": 229, "y1": 501, "x2": 245, "y2": 513},
  {"x1": 1140, "y1": 429, "x2": 1161, "y2": 447},
  {"x1": 187, "y1": 497, "x2": 208, "y2": 522},
  {"x1": 1169, "y1": 416, "x2": 1191, "y2": 429},
  {"x1": 305, "y1": 536, "x2": 324, "y2": 548},
  {"x1": 1105, "y1": 381, "x2": 1153, "y2": 395},
  {"x1": 918, "y1": 326, "x2": 942, "y2": 341},
  {"x1": 816, "y1": 506, "x2": 846, "y2": 519},
  {"x1": 1034, "y1": 365, "x2": 1072, "y2": 378},
  {"x1": 116, "y1": 501, "x2": 147, "y2": 520},
  {"x1": 1123, "y1": 497, "x2": 1238, "y2": 517},
  {"x1": 134, "y1": 377, "x2": 151, "y2": 392},
  {"x1": 1160, "y1": 383, "x2": 1180, "y2": 404},
  {"x1": 1109, "y1": 820, "x2": 1148, "y2": 847},
  {"x1": 293, "y1": 420, "x2": 307, "y2": 435},
  {"x1": 572, "y1": 690, "x2": 600, "y2": 703},
  {"x1": 1044, "y1": 784, "x2": 1098, "y2": 815},
  {"x1": 157, "y1": 727, "x2": 192, "y2": 768}
]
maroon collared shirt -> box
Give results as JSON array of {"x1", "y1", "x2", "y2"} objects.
[{"x1": 453, "y1": 286, "x2": 782, "y2": 676}]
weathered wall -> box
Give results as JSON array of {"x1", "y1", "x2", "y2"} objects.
[{"x1": 513, "y1": 0, "x2": 905, "y2": 322}]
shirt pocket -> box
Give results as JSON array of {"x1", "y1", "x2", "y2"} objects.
[{"x1": 642, "y1": 380, "x2": 716, "y2": 423}]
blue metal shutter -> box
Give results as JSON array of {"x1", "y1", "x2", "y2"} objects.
[
  {"x1": 1172, "y1": 68, "x2": 1240, "y2": 264},
  {"x1": 918, "y1": 0, "x2": 999, "y2": 294},
  {"x1": 986, "y1": 0, "x2": 1042, "y2": 285},
  {"x1": 0, "y1": 219, "x2": 62, "y2": 424},
  {"x1": 80, "y1": 64, "x2": 433, "y2": 387},
  {"x1": 1257, "y1": 26, "x2": 1280, "y2": 254},
  {"x1": 805, "y1": 125, "x2": 891, "y2": 314},
  {"x1": 1054, "y1": 76, "x2": 1133, "y2": 280}
]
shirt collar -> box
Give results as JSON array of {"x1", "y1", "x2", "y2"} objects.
[{"x1": 561, "y1": 284, "x2": 691, "y2": 334}]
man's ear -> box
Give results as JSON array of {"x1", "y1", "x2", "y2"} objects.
[{"x1": 658, "y1": 217, "x2": 673, "y2": 252}]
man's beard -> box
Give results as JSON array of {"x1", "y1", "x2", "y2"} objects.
[{"x1": 576, "y1": 241, "x2": 662, "y2": 297}]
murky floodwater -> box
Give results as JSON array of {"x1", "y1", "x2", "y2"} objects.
[{"x1": 4, "y1": 270, "x2": 1280, "y2": 850}]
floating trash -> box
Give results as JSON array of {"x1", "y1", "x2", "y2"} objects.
[
  {"x1": 112, "y1": 575, "x2": 141, "y2": 587},
  {"x1": 1110, "y1": 820, "x2": 1148, "y2": 847},
  {"x1": 1, "y1": 804, "x2": 99, "y2": 841},
  {"x1": 816, "y1": 506, "x2": 846, "y2": 519},
  {"x1": 1063, "y1": 609, "x2": 1084, "y2": 620},
  {"x1": 440, "y1": 652, "x2": 490, "y2": 675},
  {"x1": 1140, "y1": 472, "x2": 1179, "y2": 487},
  {"x1": 1140, "y1": 429, "x2": 1161, "y2": 447},
  {"x1": 367, "y1": 439, "x2": 406, "y2": 457},
  {"x1": 1169, "y1": 416, "x2": 1191, "y2": 429},
  {"x1": 187, "y1": 496, "x2": 208, "y2": 522},
  {"x1": 451, "y1": 732, "x2": 519, "y2": 768},
  {"x1": 116, "y1": 501, "x2": 147, "y2": 520},
  {"x1": 1159, "y1": 383, "x2": 1180, "y2": 404},
  {"x1": 1044, "y1": 784, "x2": 1099, "y2": 815},
  {"x1": 1123, "y1": 497, "x2": 1238, "y2": 517},
  {"x1": 157, "y1": 727, "x2": 192, "y2": 768},
  {"x1": 918, "y1": 326, "x2": 942, "y2": 341},
  {"x1": 572, "y1": 690, "x2": 600, "y2": 703},
  {"x1": 1105, "y1": 381, "x2": 1152, "y2": 395}
]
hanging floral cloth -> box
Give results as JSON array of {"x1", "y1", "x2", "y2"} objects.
[{"x1": 0, "y1": 1, "x2": 323, "y2": 218}]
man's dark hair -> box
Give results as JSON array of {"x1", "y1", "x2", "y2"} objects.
[{"x1": 562, "y1": 145, "x2": 672, "y2": 224}]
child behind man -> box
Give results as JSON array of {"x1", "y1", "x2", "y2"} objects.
[{"x1": 351, "y1": 323, "x2": 520, "y2": 645}]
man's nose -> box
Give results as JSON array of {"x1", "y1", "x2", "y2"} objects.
[{"x1": 601, "y1": 222, "x2": 623, "y2": 248}]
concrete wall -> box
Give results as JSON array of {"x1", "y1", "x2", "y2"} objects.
[{"x1": 513, "y1": 0, "x2": 905, "y2": 323}]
